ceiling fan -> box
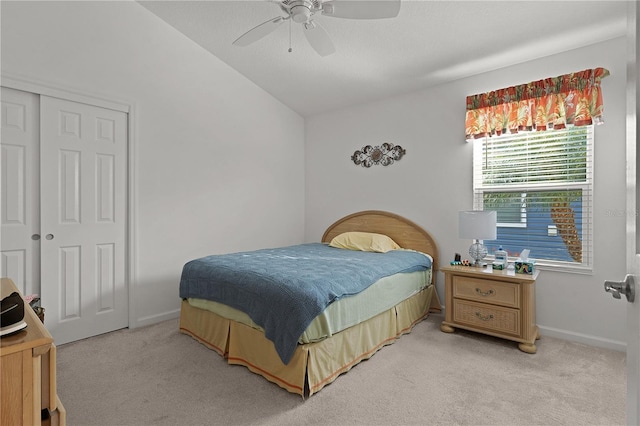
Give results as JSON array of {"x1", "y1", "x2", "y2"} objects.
[{"x1": 232, "y1": 0, "x2": 401, "y2": 57}]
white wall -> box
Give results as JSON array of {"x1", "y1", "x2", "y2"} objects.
[
  {"x1": 305, "y1": 37, "x2": 628, "y2": 350},
  {"x1": 1, "y1": 1, "x2": 305, "y2": 327},
  {"x1": 2, "y1": 1, "x2": 628, "y2": 351}
]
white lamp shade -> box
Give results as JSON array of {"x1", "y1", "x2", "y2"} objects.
[{"x1": 459, "y1": 211, "x2": 497, "y2": 241}]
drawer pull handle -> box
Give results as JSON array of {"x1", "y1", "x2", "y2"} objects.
[
  {"x1": 475, "y1": 288, "x2": 495, "y2": 297},
  {"x1": 475, "y1": 312, "x2": 494, "y2": 321}
]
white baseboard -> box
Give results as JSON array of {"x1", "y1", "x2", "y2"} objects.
[
  {"x1": 131, "y1": 309, "x2": 180, "y2": 329},
  {"x1": 538, "y1": 325, "x2": 626, "y2": 353}
]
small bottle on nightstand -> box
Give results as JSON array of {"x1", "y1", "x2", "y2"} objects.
[{"x1": 494, "y1": 245, "x2": 508, "y2": 269}]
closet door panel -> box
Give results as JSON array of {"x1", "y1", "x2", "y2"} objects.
[
  {"x1": 59, "y1": 149, "x2": 81, "y2": 224},
  {"x1": 0, "y1": 87, "x2": 40, "y2": 296},
  {"x1": 40, "y1": 95, "x2": 127, "y2": 344}
]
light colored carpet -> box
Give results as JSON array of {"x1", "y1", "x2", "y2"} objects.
[{"x1": 56, "y1": 313, "x2": 626, "y2": 426}]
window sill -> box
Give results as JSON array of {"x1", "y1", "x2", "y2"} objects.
[
  {"x1": 534, "y1": 262, "x2": 593, "y2": 275},
  {"x1": 485, "y1": 256, "x2": 593, "y2": 275}
]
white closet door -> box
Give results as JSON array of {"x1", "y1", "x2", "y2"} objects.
[
  {"x1": 40, "y1": 95, "x2": 128, "y2": 344},
  {"x1": 1, "y1": 87, "x2": 40, "y2": 296}
]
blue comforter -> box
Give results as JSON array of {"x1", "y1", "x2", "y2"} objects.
[{"x1": 179, "y1": 243, "x2": 432, "y2": 364}]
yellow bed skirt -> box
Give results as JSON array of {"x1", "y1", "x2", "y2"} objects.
[{"x1": 179, "y1": 285, "x2": 436, "y2": 396}]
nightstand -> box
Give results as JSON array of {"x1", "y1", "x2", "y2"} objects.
[{"x1": 440, "y1": 265, "x2": 540, "y2": 353}]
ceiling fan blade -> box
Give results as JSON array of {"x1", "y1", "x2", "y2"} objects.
[
  {"x1": 303, "y1": 21, "x2": 336, "y2": 57},
  {"x1": 322, "y1": 0, "x2": 401, "y2": 19},
  {"x1": 232, "y1": 16, "x2": 285, "y2": 47}
]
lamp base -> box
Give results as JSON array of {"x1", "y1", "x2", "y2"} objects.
[{"x1": 469, "y1": 241, "x2": 488, "y2": 267}]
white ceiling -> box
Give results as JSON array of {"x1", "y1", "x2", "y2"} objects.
[{"x1": 138, "y1": 0, "x2": 628, "y2": 117}]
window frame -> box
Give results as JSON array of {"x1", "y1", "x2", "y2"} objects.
[{"x1": 472, "y1": 126, "x2": 594, "y2": 274}]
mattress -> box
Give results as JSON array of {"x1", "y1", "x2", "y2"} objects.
[
  {"x1": 188, "y1": 267, "x2": 431, "y2": 343},
  {"x1": 179, "y1": 243, "x2": 432, "y2": 364}
]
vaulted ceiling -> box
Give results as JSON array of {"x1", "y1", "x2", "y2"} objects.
[{"x1": 139, "y1": 1, "x2": 628, "y2": 117}]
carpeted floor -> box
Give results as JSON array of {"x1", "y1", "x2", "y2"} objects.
[{"x1": 56, "y1": 313, "x2": 626, "y2": 426}]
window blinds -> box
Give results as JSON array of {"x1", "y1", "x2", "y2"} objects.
[{"x1": 473, "y1": 126, "x2": 593, "y2": 271}]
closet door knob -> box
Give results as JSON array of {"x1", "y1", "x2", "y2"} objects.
[
  {"x1": 31, "y1": 234, "x2": 41, "y2": 241},
  {"x1": 45, "y1": 234, "x2": 54, "y2": 240}
]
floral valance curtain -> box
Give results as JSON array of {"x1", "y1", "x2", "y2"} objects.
[{"x1": 465, "y1": 67, "x2": 609, "y2": 140}]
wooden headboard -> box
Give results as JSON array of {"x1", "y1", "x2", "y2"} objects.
[{"x1": 321, "y1": 210, "x2": 440, "y2": 274}]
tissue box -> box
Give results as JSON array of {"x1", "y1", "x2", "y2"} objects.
[
  {"x1": 515, "y1": 260, "x2": 535, "y2": 274},
  {"x1": 492, "y1": 261, "x2": 505, "y2": 270}
]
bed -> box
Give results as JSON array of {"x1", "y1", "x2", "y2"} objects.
[{"x1": 179, "y1": 210, "x2": 441, "y2": 396}]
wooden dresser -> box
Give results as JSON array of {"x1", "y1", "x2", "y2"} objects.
[
  {"x1": 440, "y1": 265, "x2": 540, "y2": 353},
  {"x1": 0, "y1": 278, "x2": 66, "y2": 426}
]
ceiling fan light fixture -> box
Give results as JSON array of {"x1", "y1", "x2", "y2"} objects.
[{"x1": 291, "y1": 4, "x2": 312, "y2": 23}]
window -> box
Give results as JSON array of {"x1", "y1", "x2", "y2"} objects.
[{"x1": 473, "y1": 126, "x2": 593, "y2": 272}]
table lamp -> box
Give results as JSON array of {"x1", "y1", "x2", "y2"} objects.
[{"x1": 459, "y1": 210, "x2": 497, "y2": 267}]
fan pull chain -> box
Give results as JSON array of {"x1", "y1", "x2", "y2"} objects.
[{"x1": 288, "y1": 18, "x2": 292, "y2": 52}]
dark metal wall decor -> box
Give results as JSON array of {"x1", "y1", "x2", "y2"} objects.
[{"x1": 351, "y1": 143, "x2": 406, "y2": 167}]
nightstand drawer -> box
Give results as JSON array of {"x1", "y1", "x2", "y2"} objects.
[
  {"x1": 453, "y1": 300, "x2": 521, "y2": 336},
  {"x1": 452, "y1": 276, "x2": 520, "y2": 308}
]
